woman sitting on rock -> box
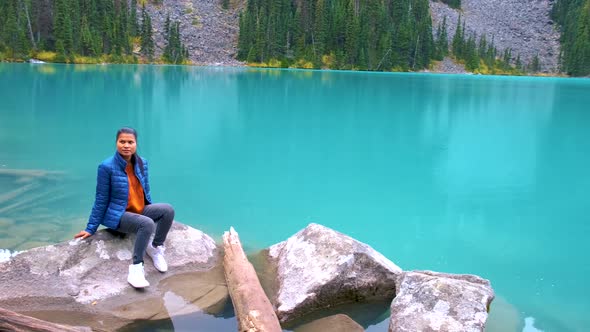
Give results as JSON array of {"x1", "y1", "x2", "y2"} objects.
[{"x1": 75, "y1": 127, "x2": 175, "y2": 289}]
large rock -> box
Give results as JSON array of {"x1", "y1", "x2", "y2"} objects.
[
  {"x1": 389, "y1": 270, "x2": 494, "y2": 332},
  {"x1": 267, "y1": 223, "x2": 403, "y2": 323},
  {"x1": 0, "y1": 221, "x2": 227, "y2": 330}
]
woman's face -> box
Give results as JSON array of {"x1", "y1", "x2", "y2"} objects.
[{"x1": 117, "y1": 133, "x2": 137, "y2": 161}]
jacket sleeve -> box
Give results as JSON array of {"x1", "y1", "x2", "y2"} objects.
[
  {"x1": 86, "y1": 163, "x2": 111, "y2": 234},
  {"x1": 143, "y1": 158, "x2": 152, "y2": 203}
]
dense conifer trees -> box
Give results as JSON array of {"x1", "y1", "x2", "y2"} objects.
[
  {"x1": 552, "y1": 0, "x2": 590, "y2": 76},
  {"x1": 237, "y1": 0, "x2": 533, "y2": 73},
  {"x1": 0, "y1": 0, "x2": 31, "y2": 58},
  {"x1": 0, "y1": 0, "x2": 187, "y2": 64},
  {"x1": 238, "y1": 0, "x2": 435, "y2": 71}
]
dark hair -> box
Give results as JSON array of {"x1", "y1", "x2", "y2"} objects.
[{"x1": 116, "y1": 127, "x2": 145, "y2": 176}]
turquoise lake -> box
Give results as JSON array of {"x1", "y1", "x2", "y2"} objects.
[{"x1": 0, "y1": 63, "x2": 589, "y2": 331}]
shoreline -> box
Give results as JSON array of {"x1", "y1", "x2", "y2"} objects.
[{"x1": 0, "y1": 58, "x2": 574, "y2": 78}]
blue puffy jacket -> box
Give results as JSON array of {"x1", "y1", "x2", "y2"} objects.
[{"x1": 85, "y1": 152, "x2": 152, "y2": 234}]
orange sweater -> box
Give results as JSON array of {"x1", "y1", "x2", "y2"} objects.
[{"x1": 125, "y1": 162, "x2": 145, "y2": 214}]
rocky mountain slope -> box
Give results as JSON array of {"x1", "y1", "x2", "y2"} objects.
[
  {"x1": 150, "y1": 0, "x2": 561, "y2": 72},
  {"x1": 429, "y1": 0, "x2": 559, "y2": 72},
  {"x1": 145, "y1": 0, "x2": 243, "y2": 65}
]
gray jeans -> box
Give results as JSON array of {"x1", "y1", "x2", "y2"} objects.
[{"x1": 117, "y1": 203, "x2": 175, "y2": 265}]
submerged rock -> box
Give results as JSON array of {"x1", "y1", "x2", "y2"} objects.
[
  {"x1": 0, "y1": 221, "x2": 226, "y2": 330},
  {"x1": 267, "y1": 223, "x2": 403, "y2": 323},
  {"x1": 293, "y1": 314, "x2": 364, "y2": 332},
  {"x1": 485, "y1": 295, "x2": 520, "y2": 332},
  {"x1": 388, "y1": 270, "x2": 494, "y2": 332}
]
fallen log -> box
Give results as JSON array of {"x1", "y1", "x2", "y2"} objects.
[
  {"x1": 0, "y1": 183, "x2": 37, "y2": 205},
  {"x1": 0, "y1": 307, "x2": 92, "y2": 332},
  {"x1": 0, "y1": 169, "x2": 64, "y2": 178},
  {"x1": 223, "y1": 227, "x2": 282, "y2": 332}
]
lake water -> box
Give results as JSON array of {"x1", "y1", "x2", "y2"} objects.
[{"x1": 0, "y1": 63, "x2": 589, "y2": 332}]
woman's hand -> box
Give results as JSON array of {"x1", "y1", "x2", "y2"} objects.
[{"x1": 74, "y1": 231, "x2": 92, "y2": 239}]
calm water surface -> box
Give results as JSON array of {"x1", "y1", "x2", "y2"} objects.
[{"x1": 0, "y1": 63, "x2": 589, "y2": 331}]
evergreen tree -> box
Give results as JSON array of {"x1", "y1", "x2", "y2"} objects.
[
  {"x1": 164, "y1": 13, "x2": 171, "y2": 38},
  {"x1": 485, "y1": 36, "x2": 497, "y2": 67},
  {"x1": 478, "y1": 34, "x2": 487, "y2": 59},
  {"x1": 0, "y1": 3, "x2": 5, "y2": 52},
  {"x1": 70, "y1": 0, "x2": 81, "y2": 54},
  {"x1": 344, "y1": 0, "x2": 359, "y2": 66},
  {"x1": 502, "y1": 48, "x2": 512, "y2": 69},
  {"x1": 120, "y1": 0, "x2": 131, "y2": 54},
  {"x1": 237, "y1": 12, "x2": 248, "y2": 59},
  {"x1": 130, "y1": 0, "x2": 138, "y2": 37},
  {"x1": 54, "y1": 0, "x2": 74, "y2": 56},
  {"x1": 140, "y1": 5, "x2": 154, "y2": 61},
  {"x1": 80, "y1": 15, "x2": 94, "y2": 55},
  {"x1": 313, "y1": 0, "x2": 327, "y2": 65},
  {"x1": 464, "y1": 33, "x2": 478, "y2": 70},
  {"x1": 411, "y1": 0, "x2": 434, "y2": 69},
  {"x1": 515, "y1": 53, "x2": 522, "y2": 70},
  {"x1": 164, "y1": 21, "x2": 187, "y2": 64},
  {"x1": 529, "y1": 54, "x2": 540, "y2": 72},
  {"x1": 440, "y1": 0, "x2": 461, "y2": 9},
  {"x1": 451, "y1": 15, "x2": 464, "y2": 58},
  {"x1": 436, "y1": 16, "x2": 448, "y2": 59},
  {"x1": 391, "y1": 0, "x2": 412, "y2": 70}
]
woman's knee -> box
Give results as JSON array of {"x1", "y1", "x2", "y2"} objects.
[
  {"x1": 158, "y1": 203, "x2": 175, "y2": 219},
  {"x1": 138, "y1": 217, "x2": 156, "y2": 234},
  {"x1": 162, "y1": 203, "x2": 174, "y2": 213}
]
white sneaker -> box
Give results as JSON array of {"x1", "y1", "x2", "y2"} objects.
[
  {"x1": 127, "y1": 263, "x2": 150, "y2": 288},
  {"x1": 146, "y1": 244, "x2": 168, "y2": 272}
]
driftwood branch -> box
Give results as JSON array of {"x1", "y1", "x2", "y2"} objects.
[
  {"x1": 0, "y1": 307, "x2": 91, "y2": 332},
  {"x1": 223, "y1": 227, "x2": 282, "y2": 332}
]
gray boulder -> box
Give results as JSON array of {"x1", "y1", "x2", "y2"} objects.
[
  {"x1": 0, "y1": 221, "x2": 226, "y2": 330},
  {"x1": 267, "y1": 223, "x2": 403, "y2": 323},
  {"x1": 389, "y1": 271, "x2": 494, "y2": 332}
]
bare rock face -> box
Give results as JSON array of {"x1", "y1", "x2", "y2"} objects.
[
  {"x1": 429, "y1": 57, "x2": 468, "y2": 74},
  {"x1": 0, "y1": 222, "x2": 226, "y2": 330},
  {"x1": 145, "y1": 0, "x2": 243, "y2": 66},
  {"x1": 389, "y1": 270, "x2": 495, "y2": 332},
  {"x1": 267, "y1": 223, "x2": 403, "y2": 323},
  {"x1": 430, "y1": 0, "x2": 561, "y2": 73}
]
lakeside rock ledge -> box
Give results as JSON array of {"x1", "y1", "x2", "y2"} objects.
[
  {"x1": 0, "y1": 222, "x2": 226, "y2": 330},
  {"x1": 0, "y1": 221, "x2": 495, "y2": 331},
  {"x1": 267, "y1": 223, "x2": 403, "y2": 323}
]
